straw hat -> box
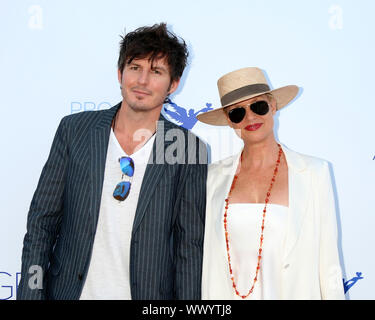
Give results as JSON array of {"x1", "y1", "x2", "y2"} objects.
[{"x1": 197, "y1": 67, "x2": 299, "y2": 126}]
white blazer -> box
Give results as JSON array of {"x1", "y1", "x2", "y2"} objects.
[{"x1": 202, "y1": 144, "x2": 345, "y2": 300}]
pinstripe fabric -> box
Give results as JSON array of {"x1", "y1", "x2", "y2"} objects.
[{"x1": 17, "y1": 103, "x2": 207, "y2": 300}]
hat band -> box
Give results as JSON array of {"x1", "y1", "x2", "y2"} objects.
[{"x1": 220, "y1": 83, "x2": 270, "y2": 106}]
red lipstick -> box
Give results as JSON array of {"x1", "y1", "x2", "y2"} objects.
[{"x1": 245, "y1": 123, "x2": 263, "y2": 131}]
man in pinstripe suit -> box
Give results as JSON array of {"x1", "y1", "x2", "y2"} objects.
[{"x1": 17, "y1": 23, "x2": 207, "y2": 300}]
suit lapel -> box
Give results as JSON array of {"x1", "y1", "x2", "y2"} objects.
[
  {"x1": 211, "y1": 145, "x2": 311, "y2": 265},
  {"x1": 212, "y1": 152, "x2": 242, "y2": 263},
  {"x1": 281, "y1": 144, "x2": 311, "y2": 262},
  {"x1": 131, "y1": 114, "x2": 175, "y2": 236},
  {"x1": 89, "y1": 103, "x2": 120, "y2": 231}
]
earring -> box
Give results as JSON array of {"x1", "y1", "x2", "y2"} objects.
[{"x1": 164, "y1": 95, "x2": 171, "y2": 104}]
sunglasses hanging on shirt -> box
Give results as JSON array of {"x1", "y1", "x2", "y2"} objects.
[
  {"x1": 227, "y1": 100, "x2": 270, "y2": 124},
  {"x1": 113, "y1": 156, "x2": 134, "y2": 201}
]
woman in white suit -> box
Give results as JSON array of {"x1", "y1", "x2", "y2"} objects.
[{"x1": 197, "y1": 67, "x2": 345, "y2": 300}]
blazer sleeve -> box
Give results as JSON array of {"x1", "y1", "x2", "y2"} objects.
[
  {"x1": 17, "y1": 117, "x2": 69, "y2": 300},
  {"x1": 173, "y1": 137, "x2": 207, "y2": 299},
  {"x1": 318, "y1": 161, "x2": 345, "y2": 299}
]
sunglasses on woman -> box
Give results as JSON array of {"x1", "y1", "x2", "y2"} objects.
[
  {"x1": 227, "y1": 100, "x2": 270, "y2": 124},
  {"x1": 113, "y1": 156, "x2": 134, "y2": 201}
]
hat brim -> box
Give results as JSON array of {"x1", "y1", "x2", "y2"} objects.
[{"x1": 197, "y1": 85, "x2": 299, "y2": 126}]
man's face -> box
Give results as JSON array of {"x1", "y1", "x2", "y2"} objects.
[{"x1": 118, "y1": 56, "x2": 179, "y2": 114}]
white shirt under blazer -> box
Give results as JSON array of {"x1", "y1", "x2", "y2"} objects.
[{"x1": 202, "y1": 144, "x2": 345, "y2": 300}]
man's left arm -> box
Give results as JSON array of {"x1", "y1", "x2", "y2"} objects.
[{"x1": 174, "y1": 137, "x2": 207, "y2": 300}]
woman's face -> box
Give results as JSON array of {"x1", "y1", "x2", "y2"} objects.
[{"x1": 224, "y1": 94, "x2": 277, "y2": 145}]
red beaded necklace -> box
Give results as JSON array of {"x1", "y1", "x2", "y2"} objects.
[{"x1": 223, "y1": 143, "x2": 283, "y2": 299}]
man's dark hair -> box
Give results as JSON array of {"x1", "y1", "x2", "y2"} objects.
[{"x1": 117, "y1": 23, "x2": 188, "y2": 82}]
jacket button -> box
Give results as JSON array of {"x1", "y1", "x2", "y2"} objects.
[{"x1": 78, "y1": 274, "x2": 83, "y2": 281}]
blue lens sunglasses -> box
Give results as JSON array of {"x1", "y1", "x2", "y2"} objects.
[{"x1": 113, "y1": 156, "x2": 134, "y2": 201}]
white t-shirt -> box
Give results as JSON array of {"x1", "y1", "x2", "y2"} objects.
[
  {"x1": 227, "y1": 203, "x2": 287, "y2": 300},
  {"x1": 80, "y1": 129, "x2": 155, "y2": 300}
]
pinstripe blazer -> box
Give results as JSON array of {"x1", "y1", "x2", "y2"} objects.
[{"x1": 17, "y1": 103, "x2": 207, "y2": 300}]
